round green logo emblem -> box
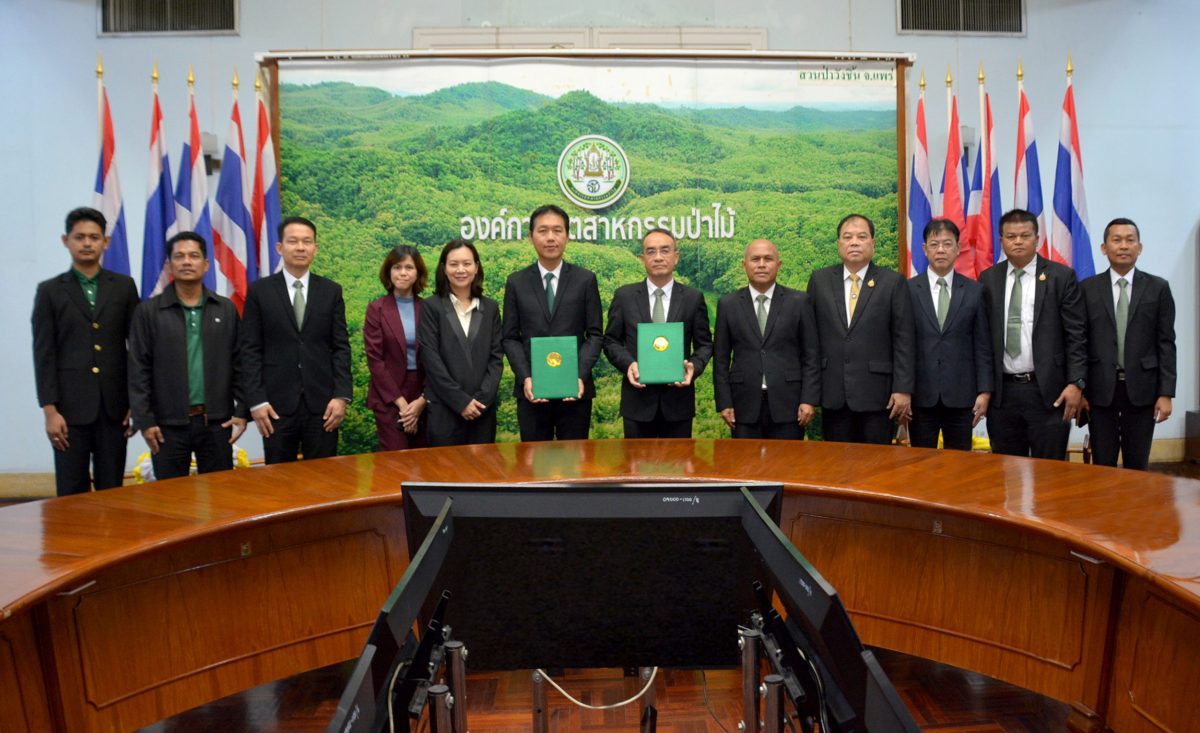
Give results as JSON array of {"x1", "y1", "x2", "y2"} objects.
[{"x1": 557, "y1": 135, "x2": 630, "y2": 210}]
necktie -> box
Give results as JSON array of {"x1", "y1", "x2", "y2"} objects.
[
  {"x1": 847, "y1": 273, "x2": 861, "y2": 322},
  {"x1": 755, "y1": 293, "x2": 768, "y2": 335},
  {"x1": 936, "y1": 277, "x2": 949, "y2": 329},
  {"x1": 544, "y1": 272, "x2": 555, "y2": 314},
  {"x1": 1005, "y1": 268, "x2": 1024, "y2": 359},
  {"x1": 652, "y1": 288, "x2": 665, "y2": 323},
  {"x1": 293, "y1": 280, "x2": 306, "y2": 330},
  {"x1": 1116, "y1": 277, "x2": 1129, "y2": 368}
]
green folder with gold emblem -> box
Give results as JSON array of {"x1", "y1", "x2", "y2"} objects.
[
  {"x1": 637, "y1": 322, "x2": 684, "y2": 384},
  {"x1": 531, "y1": 336, "x2": 579, "y2": 399}
]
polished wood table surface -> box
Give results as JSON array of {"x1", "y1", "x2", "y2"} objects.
[{"x1": 0, "y1": 440, "x2": 1197, "y2": 732}]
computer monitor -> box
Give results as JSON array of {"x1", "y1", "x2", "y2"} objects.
[{"x1": 401, "y1": 481, "x2": 784, "y2": 670}]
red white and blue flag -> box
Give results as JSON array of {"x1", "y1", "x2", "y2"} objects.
[
  {"x1": 94, "y1": 78, "x2": 130, "y2": 276},
  {"x1": 965, "y1": 87, "x2": 1002, "y2": 276},
  {"x1": 1013, "y1": 84, "x2": 1048, "y2": 259},
  {"x1": 140, "y1": 81, "x2": 177, "y2": 298},
  {"x1": 939, "y1": 90, "x2": 972, "y2": 277},
  {"x1": 906, "y1": 85, "x2": 933, "y2": 276},
  {"x1": 252, "y1": 80, "x2": 283, "y2": 275},
  {"x1": 210, "y1": 86, "x2": 256, "y2": 311},
  {"x1": 1050, "y1": 75, "x2": 1095, "y2": 279},
  {"x1": 175, "y1": 86, "x2": 214, "y2": 288}
]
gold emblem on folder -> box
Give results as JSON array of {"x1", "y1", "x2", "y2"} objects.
[
  {"x1": 546, "y1": 352, "x2": 563, "y2": 367},
  {"x1": 652, "y1": 336, "x2": 670, "y2": 352}
]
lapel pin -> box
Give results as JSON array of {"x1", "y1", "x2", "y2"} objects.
[
  {"x1": 867, "y1": 279, "x2": 875, "y2": 288},
  {"x1": 1039, "y1": 273, "x2": 1047, "y2": 281},
  {"x1": 214, "y1": 317, "x2": 221, "y2": 322}
]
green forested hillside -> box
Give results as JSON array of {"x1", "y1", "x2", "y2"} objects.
[{"x1": 278, "y1": 80, "x2": 898, "y2": 452}]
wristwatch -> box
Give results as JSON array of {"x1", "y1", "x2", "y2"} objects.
[{"x1": 1073, "y1": 378, "x2": 1086, "y2": 390}]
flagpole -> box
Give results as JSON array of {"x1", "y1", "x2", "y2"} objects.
[
  {"x1": 96, "y1": 54, "x2": 104, "y2": 148},
  {"x1": 945, "y1": 64, "x2": 953, "y2": 131}
]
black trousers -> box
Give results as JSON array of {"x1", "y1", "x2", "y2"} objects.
[
  {"x1": 822, "y1": 407, "x2": 892, "y2": 445},
  {"x1": 263, "y1": 411, "x2": 339, "y2": 464},
  {"x1": 152, "y1": 418, "x2": 234, "y2": 480},
  {"x1": 988, "y1": 380, "x2": 1070, "y2": 460},
  {"x1": 426, "y1": 402, "x2": 498, "y2": 447},
  {"x1": 1089, "y1": 379, "x2": 1156, "y2": 470},
  {"x1": 516, "y1": 398, "x2": 592, "y2": 442},
  {"x1": 623, "y1": 403, "x2": 692, "y2": 439},
  {"x1": 55, "y1": 414, "x2": 127, "y2": 496},
  {"x1": 910, "y1": 401, "x2": 974, "y2": 451},
  {"x1": 731, "y1": 391, "x2": 804, "y2": 440}
]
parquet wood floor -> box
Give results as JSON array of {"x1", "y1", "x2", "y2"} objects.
[{"x1": 138, "y1": 648, "x2": 1069, "y2": 732}]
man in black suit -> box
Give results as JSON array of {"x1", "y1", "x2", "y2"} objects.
[
  {"x1": 1080, "y1": 218, "x2": 1176, "y2": 469},
  {"x1": 501, "y1": 204, "x2": 603, "y2": 441},
  {"x1": 979, "y1": 209, "x2": 1087, "y2": 460},
  {"x1": 33, "y1": 207, "x2": 138, "y2": 495},
  {"x1": 806, "y1": 214, "x2": 915, "y2": 444},
  {"x1": 128, "y1": 232, "x2": 248, "y2": 479},
  {"x1": 241, "y1": 216, "x2": 352, "y2": 464},
  {"x1": 603, "y1": 228, "x2": 713, "y2": 438},
  {"x1": 713, "y1": 239, "x2": 820, "y2": 439},
  {"x1": 908, "y1": 219, "x2": 993, "y2": 450}
]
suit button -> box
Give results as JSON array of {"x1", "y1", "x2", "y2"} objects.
[
  {"x1": 94, "y1": 344, "x2": 102, "y2": 351},
  {"x1": 91, "y1": 367, "x2": 100, "y2": 374},
  {"x1": 92, "y1": 322, "x2": 100, "y2": 330}
]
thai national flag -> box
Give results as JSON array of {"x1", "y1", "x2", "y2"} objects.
[
  {"x1": 907, "y1": 89, "x2": 933, "y2": 276},
  {"x1": 252, "y1": 82, "x2": 282, "y2": 275},
  {"x1": 1050, "y1": 77, "x2": 1095, "y2": 279},
  {"x1": 966, "y1": 91, "x2": 1002, "y2": 276},
  {"x1": 175, "y1": 88, "x2": 213, "y2": 288},
  {"x1": 93, "y1": 81, "x2": 130, "y2": 276},
  {"x1": 939, "y1": 93, "x2": 972, "y2": 277},
  {"x1": 211, "y1": 87, "x2": 256, "y2": 312},
  {"x1": 140, "y1": 84, "x2": 177, "y2": 299},
  {"x1": 1013, "y1": 86, "x2": 1048, "y2": 259}
]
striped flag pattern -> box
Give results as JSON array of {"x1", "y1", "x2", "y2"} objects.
[
  {"x1": 1013, "y1": 84, "x2": 1049, "y2": 259},
  {"x1": 211, "y1": 86, "x2": 256, "y2": 311},
  {"x1": 175, "y1": 86, "x2": 214, "y2": 289},
  {"x1": 1050, "y1": 75, "x2": 1095, "y2": 279},
  {"x1": 907, "y1": 85, "x2": 933, "y2": 276},
  {"x1": 140, "y1": 81, "x2": 177, "y2": 298},
  {"x1": 252, "y1": 81, "x2": 283, "y2": 276},
  {"x1": 93, "y1": 80, "x2": 131, "y2": 276}
]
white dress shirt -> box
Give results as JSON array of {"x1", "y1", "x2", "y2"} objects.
[
  {"x1": 926, "y1": 268, "x2": 953, "y2": 313},
  {"x1": 1111, "y1": 267, "x2": 1135, "y2": 310},
  {"x1": 1002, "y1": 261, "x2": 1036, "y2": 374},
  {"x1": 749, "y1": 283, "x2": 776, "y2": 389},
  {"x1": 449, "y1": 293, "x2": 478, "y2": 336},
  {"x1": 843, "y1": 265, "x2": 868, "y2": 327},
  {"x1": 282, "y1": 269, "x2": 311, "y2": 306},
  {"x1": 647, "y1": 278, "x2": 675, "y2": 317},
  {"x1": 537, "y1": 261, "x2": 563, "y2": 298}
]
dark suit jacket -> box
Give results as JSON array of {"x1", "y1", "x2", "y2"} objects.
[
  {"x1": 32, "y1": 268, "x2": 138, "y2": 424},
  {"x1": 1081, "y1": 269, "x2": 1176, "y2": 407},
  {"x1": 240, "y1": 271, "x2": 352, "y2": 415},
  {"x1": 363, "y1": 294, "x2": 424, "y2": 412},
  {"x1": 713, "y1": 284, "x2": 821, "y2": 423},
  {"x1": 908, "y1": 272, "x2": 994, "y2": 408},
  {"x1": 979, "y1": 256, "x2": 1087, "y2": 408},
  {"x1": 128, "y1": 284, "x2": 246, "y2": 428},
  {"x1": 603, "y1": 281, "x2": 713, "y2": 421},
  {"x1": 419, "y1": 294, "x2": 504, "y2": 414},
  {"x1": 806, "y1": 262, "x2": 916, "y2": 412},
  {"x1": 501, "y1": 262, "x2": 603, "y2": 400}
]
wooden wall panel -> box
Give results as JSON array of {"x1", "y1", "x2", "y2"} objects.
[
  {"x1": 42, "y1": 506, "x2": 407, "y2": 732},
  {"x1": 0, "y1": 611, "x2": 53, "y2": 732}
]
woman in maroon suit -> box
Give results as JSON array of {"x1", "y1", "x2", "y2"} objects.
[{"x1": 364, "y1": 245, "x2": 428, "y2": 450}]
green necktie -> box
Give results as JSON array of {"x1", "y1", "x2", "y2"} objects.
[
  {"x1": 755, "y1": 293, "x2": 768, "y2": 335},
  {"x1": 652, "y1": 287, "x2": 665, "y2": 323},
  {"x1": 1116, "y1": 277, "x2": 1129, "y2": 368},
  {"x1": 293, "y1": 280, "x2": 306, "y2": 330},
  {"x1": 544, "y1": 272, "x2": 555, "y2": 313},
  {"x1": 936, "y1": 277, "x2": 949, "y2": 330},
  {"x1": 1005, "y1": 268, "x2": 1024, "y2": 359}
]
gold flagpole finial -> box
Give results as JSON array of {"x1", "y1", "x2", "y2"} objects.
[
  {"x1": 1017, "y1": 58, "x2": 1024, "y2": 82},
  {"x1": 919, "y1": 68, "x2": 925, "y2": 91},
  {"x1": 96, "y1": 53, "x2": 104, "y2": 79},
  {"x1": 187, "y1": 65, "x2": 195, "y2": 87},
  {"x1": 255, "y1": 71, "x2": 262, "y2": 92},
  {"x1": 978, "y1": 61, "x2": 985, "y2": 84},
  {"x1": 1066, "y1": 53, "x2": 1073, "y2": 78},
  {"x1": 232, "y1": 69, "x2": 240, "y2": 90},
  {"x1": 152, "y1": 62, "x2": 159, "y2": 84},
  {"x1": 946, "y1": 64, "x2": 953, "y2": 87}
]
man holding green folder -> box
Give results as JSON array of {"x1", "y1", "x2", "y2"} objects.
[
  {"x1": 502, "y1": 204, "x2": 603, "y2": 441},
  {"x1": 603, "y1": 228, "x2": 713, "y2": 438}
]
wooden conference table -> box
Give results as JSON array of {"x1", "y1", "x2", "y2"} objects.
[{"x1": 0, "y1": 439, "x2": 1197, "y2": 732}]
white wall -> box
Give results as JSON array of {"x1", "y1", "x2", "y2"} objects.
[{"x1": 1, "y1": 0, "x2": 1196, "y2": 472}]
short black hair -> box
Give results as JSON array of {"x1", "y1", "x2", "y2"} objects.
[
  {"x1": 923, "y1": 218, "x2": 960, "y2": 242},
  {"x1": 999, "y1": 208, "x2": 1038, "y2": 236},
  {"x1": 642, "y1": 227, "x2": 677, "y2": 248},
  {"x1": 379, "y1": 244, "x2": 428, "y2": 295},
  {"x1": 166, "y1": 231, "x2": 208, "y2": 258},
  {"x1": 278, "y1": 215, "x2": 317, "y2": 243},
  {"x1": 65, "y1": 207, "x2": 106, "y2": 235},
  {"x1": 837, "y1": 213, "x2": 875, "y2": 238},
  {"x1": 1103, "y1": 217, "x2": 1141, "y2": 242},
  {"x1": 529, "y1": 204, "x2": 570, "y2": 233},
  {"x1": 435, "y1": 239, "x2": 485, "y2": 299}
]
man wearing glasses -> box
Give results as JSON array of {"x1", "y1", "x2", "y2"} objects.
[{"x1": 979, "y1": 209, "x2": 1087, "y2": 459}]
